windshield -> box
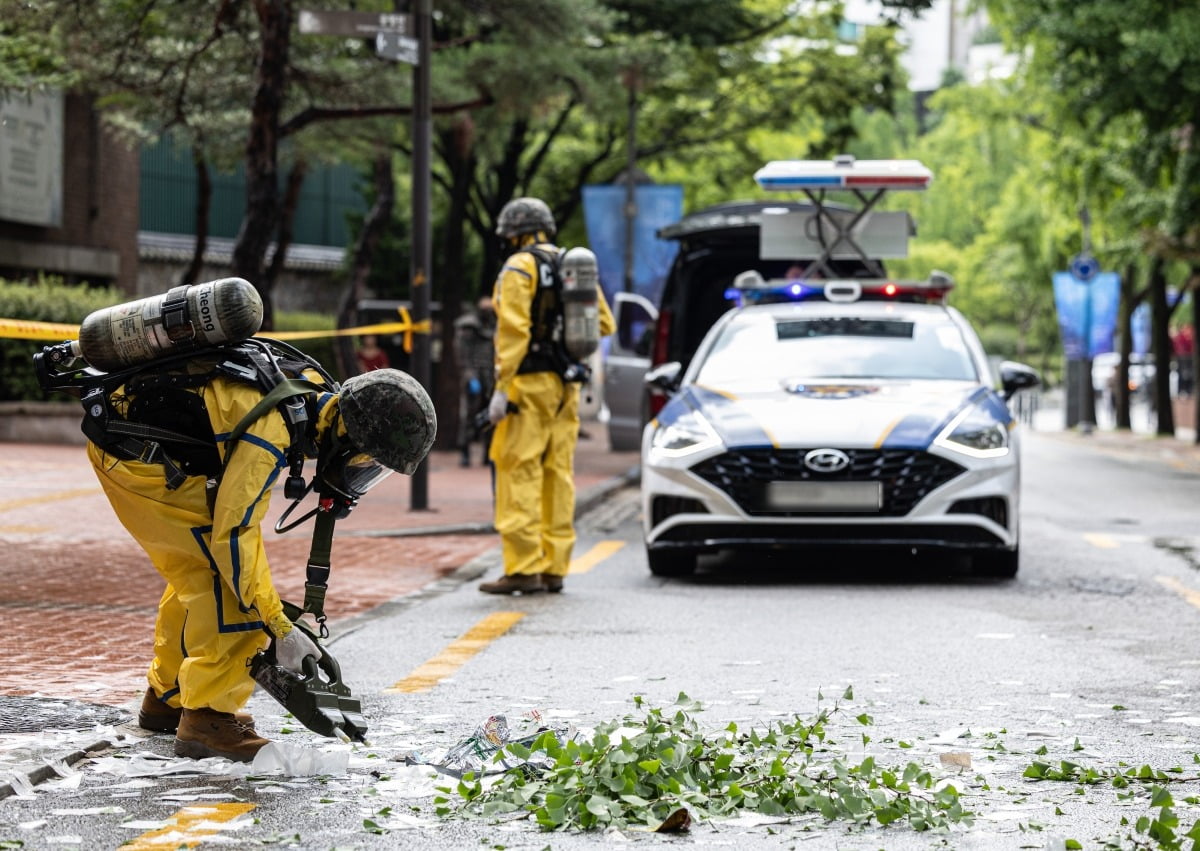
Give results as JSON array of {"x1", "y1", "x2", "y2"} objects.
[{"x1": 695, "y1": 312, "x2": 979, "y2": 385}]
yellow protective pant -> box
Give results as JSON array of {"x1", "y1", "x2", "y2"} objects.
[
  {"x1": 88, "y1": 444, "x2": 271, "y2": 714},
  {"x1": 489, "y1": 372, "x2": 580, "y2": 578}
]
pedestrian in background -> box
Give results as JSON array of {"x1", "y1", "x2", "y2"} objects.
[
  {"x1": 478, "y1": 197, "x2": 614, "y2": 595},
  {"x1": 454, "y1": 296, "x2": 497, "y2": 467},
  {"x1": 355, "y1": 334, "x2": 391, "y2": 373}
]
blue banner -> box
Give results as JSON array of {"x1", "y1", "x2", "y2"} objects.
[
  {"x1": 1052, "y1": 270, "x2": 1121, "y2": 359},
  {"x1": 582, "y1": 184, "x2": 683, "y2": 307}
]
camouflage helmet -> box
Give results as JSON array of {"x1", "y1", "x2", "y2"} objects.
[
  {"x1": 338, "y1": 369, "x2": 437, "y2": 475},
  {"x1": 495, "y1": 197, "x2": 556, "y2": 238}
]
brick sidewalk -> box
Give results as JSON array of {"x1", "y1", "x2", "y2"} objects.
[{"x1": 0, "y1": 426, "x2": 637, "y2": 709}]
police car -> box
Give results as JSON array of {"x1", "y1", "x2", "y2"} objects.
[
  {"x1": 640, "y1": 275, "x2": 1040, "y2": 578},
  {"x1": 639, "y1": 156, "x2": 1040, "y2": 579}
]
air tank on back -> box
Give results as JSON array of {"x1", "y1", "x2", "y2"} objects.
[
  {"x1": 559, "y1": 246, "x2": 601, "y2": 362},
  {"x1": 77, "y1": 278, "x2": 264, "y2": 371}
]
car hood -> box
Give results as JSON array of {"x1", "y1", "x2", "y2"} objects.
[{"x1": 658, "y1": 380, "x2": 1007, "y2": 449}]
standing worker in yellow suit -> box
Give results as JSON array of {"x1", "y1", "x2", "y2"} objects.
[
  {"x1": 479, "y1": 197, "x2": 615, "y2": 595},
  {"x1": 88, "y1": 363, "x2": 435, "y2": 761}
]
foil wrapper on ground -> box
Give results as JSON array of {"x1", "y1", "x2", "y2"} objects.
[{"x1": 405, "y1": 710, "x2": 575, "y2": 778}]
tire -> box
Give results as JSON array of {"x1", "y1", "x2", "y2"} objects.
[
  {"x1": 974, "y1": 547, "x2": 1018, "y2": 579},
  {"x1": 647, "y1": 548, "x2": 696, "y2": 577}
]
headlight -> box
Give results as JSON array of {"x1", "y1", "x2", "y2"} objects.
[
  {"x1": 649, "y1": 408, "x2": 722, "y2": 459},
  {"x1": 934, "y1": 403, "x2": 1010, "y2": 458}
]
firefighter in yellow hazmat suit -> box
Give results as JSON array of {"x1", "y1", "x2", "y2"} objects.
[
  {"x1": 479, "y1": 197, "x2": 615, "y2": 595},
  {"x1": 88, "y1": 365, "x2": 435, "y2": 761}
]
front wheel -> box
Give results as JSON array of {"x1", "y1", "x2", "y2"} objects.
[
  {"x1": 647, "y1": 548, "x2": 696, "y2": 577},
  {"x1": 973, "y1": 547, "x2": 1018, "y2": 579}
]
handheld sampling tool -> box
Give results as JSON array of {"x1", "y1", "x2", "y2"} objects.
[{"x1": 249, "y1": 603, "x2": 369, "y2": 745}]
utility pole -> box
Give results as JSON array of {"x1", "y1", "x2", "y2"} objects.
[
  {"x1": 622, "y1": 66, "x2": 638, "y2": 294},
  {"x1": 409, "y1": 0, "x2": 432, "y2": 510}
]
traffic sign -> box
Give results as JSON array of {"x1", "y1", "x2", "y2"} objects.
[
  {"x1": 1070, "y1": 252, "x2": 1098, "y2": 283},
  {"x1": 298, "y1": 10, "x2": 411, "y2": 37},
  {"x1": 376, "y1": 31, "x2": 419, "y2": 65}
]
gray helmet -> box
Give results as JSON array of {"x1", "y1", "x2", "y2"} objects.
[
  {"x1": 495, "y1": 197, "x2": 556, "y2": 238},
  {"x1": 338, "y1": 369, "x2": 437, "y2": 475}
]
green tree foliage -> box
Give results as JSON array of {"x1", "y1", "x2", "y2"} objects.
[{"x1": 988, "y1": 0, "x2": 1200, "y2": 433}]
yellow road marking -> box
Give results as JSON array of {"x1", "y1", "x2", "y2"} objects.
[
  {"x1": 1158, "y1": 576, "x2": 1200, "y2": 611},
  {"x1": 0, "y1": 487, "x2": 100, "y2": 513},
  {"x1": 387, "y1": 611, "x2": 525, "y2": 693},
  {"x1": 124, "y1": 802, "x2": 256, "y2": 850},
  {"x1": 1083, "y1": 533, "x2": 1120, "y2": 549},
  {"x1": 568, "y1": 540, "x2": 625, "y2": 575}
]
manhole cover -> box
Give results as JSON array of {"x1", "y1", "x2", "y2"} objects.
[{"x1": 0, "y1": 696, "x2": 127, "y2": 734}]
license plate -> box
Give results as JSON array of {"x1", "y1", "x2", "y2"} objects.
[{"x1": 764, "y1": 481, "x2": 882, "y2": 511}]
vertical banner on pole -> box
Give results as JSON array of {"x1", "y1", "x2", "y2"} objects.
[
  {"x1": 1052, "y1": 270, "x2": 1121, "y2": 358},
  {"x1": 582, "y1": 184, "x2": 683, "y2": 307}
]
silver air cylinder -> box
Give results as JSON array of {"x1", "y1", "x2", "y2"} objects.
[
  {"x1": 77, "y1": 278, "x2": 264, "y2": 371},
  {"x1": 559, "y1": 247, "x2": 601, "y2": 361}
]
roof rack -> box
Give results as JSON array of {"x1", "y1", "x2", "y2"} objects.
[{"x1": 752, "y1": 154, "x2": 933, "y2": 279}]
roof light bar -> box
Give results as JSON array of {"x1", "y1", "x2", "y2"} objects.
[
  {"x1": 754, "y1": 156, "x2": 933, "y2": 192},
  {"x1": 730, "y1": 270, "x2": 954, "y2": 306}
]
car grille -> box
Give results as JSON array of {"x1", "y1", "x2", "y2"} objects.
[{"x1": 690, "y1": 448, "x2": 966, "y2": 517}]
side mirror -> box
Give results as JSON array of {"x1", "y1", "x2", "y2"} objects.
[
  {"x1": 644, "y1": 361, "x2": 683, "y2": 395},
  {"x1": 999, "y1": 360, "x2": 1040, "y2": 400}
]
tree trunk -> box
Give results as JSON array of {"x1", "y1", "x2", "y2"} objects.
[
  {"x1": 180, "y1": 145, "x2": 211, "y2": 287},
  {"x1": 264, "y1": 157, "x2": 308, "y2": 295},
  {"x1": 1115, "y1": 262, "x2": 1138, "y2": 431},
  {"x1": 1150, "y1": 258, "x2": 1175, "y2": 436},
  {"x1": 334, "y1": 153, "x2": 395, "y2": 380},
  {"x1": 433, "y1": 117, "x2": 477, "y2": 449},
  {"x1": 231, "y1": 0, "x2": 292, "y2": 330},
  {"x1": 1193, "y1": 276, "x2": 1199, "y2": 445}
]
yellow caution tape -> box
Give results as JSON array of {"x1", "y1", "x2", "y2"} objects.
[
  {"x1": 0, "y1": 307, "x2": 432, "y2": 352},
  {"x1": 0, "y1": 319, "x2": 82, "y2": 341}
]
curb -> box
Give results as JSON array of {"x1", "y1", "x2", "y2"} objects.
[
  {"x1": 0, "y1": 738, "x2": 116, "y2": 800},
  {"x1": 338, "y1": 463, "x2": 640, "y2": 539}
]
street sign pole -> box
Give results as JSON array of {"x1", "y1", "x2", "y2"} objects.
[{"x1": 409, "y1": 0, "x2": 432, "y2": 510}]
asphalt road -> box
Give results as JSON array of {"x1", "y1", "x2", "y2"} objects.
[{"x1": 2, "y1": 428, "x2": 1200, "y2": 850}]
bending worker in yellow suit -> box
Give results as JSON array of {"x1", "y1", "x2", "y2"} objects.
[
  {"x1": 88, "y1": 364, "x2": 435, "y2": 761},
  {"x1": 479, "y1": 197, "x2": 615, "y2": 595}
]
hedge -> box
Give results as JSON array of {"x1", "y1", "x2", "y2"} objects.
[{"x1": 0, "y1": 277, "x2": 342, "y2": 401}]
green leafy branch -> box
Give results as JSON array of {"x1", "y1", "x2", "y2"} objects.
[
  {"x1": 435, "y1": 688, "x2": 974, "y2": 834},
  {"x1": 1098, "y1": 787, "x2": 1200, "y2": 851}
]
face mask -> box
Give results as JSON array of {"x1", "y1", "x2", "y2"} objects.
[{"x1": 317, "y1": 424, "x2": 393, "y2": 505}]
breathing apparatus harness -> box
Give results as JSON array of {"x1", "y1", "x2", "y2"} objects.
[
  {"x1": 34, "y1": 336, "x2": 358, "y2": 635},
  {"x1": 517, "y1": 245, "x2": 592, "y2": 384}
]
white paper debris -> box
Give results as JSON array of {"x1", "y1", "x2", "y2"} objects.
[
  {"x1": 87, "y1": 752, "x2": 251, "y2": 778},
  {"x1": 251, "y1": 741, "x2": 350, "y2": 777}
]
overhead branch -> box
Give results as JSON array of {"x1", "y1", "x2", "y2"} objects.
[{"x1": 280, "y1": 94, "x2": 492, "y2": 137}]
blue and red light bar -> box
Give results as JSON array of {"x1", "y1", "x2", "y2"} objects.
[
  {"x1": 754, "y1": 155, "x2": 933, "y2": 192},
  {"x1": 729, "y1": 270, "x2": 954, "y2": 306}
]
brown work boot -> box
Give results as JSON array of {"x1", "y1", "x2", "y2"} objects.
[
  {"x1": 540, "y1": 574, "x2": 564, "y2": 593},
  {"x1": 478, "y1": 574, "x2": 543, "y2": 595},
  {"x1": 174, "y1": 708, "x2": 269, "y2": 763},
  {"x1": 138, "y1": 688, "x2": 254, "y2": 733}
]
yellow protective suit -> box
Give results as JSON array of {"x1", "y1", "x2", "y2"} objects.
[
  {"x1": 88, "y1": 375, "x2": 337, "y2": 714},
  {"x1": 488, "y1": 234, "x2": 615, "y2": 579}
]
